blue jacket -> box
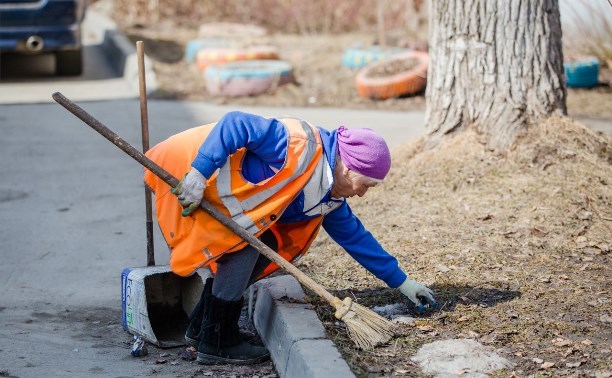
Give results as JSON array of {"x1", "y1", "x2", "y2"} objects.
[{"x1": 191, "y1": 111, "x2": 407, "y2": 288}]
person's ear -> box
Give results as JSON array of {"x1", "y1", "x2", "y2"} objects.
[{"x1": 342, "y1": 166, "x2": 350, "y2": 178}]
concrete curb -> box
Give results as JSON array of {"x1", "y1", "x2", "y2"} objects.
[
  {"x1": 254, "y1": 275, "x2": 355, "y2": 378},
  {"x1": 100, "y1": 24, "x2": 158, "y2": 95}
]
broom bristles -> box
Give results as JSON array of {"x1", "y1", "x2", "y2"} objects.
[{"x1": 334, "y1": 297, "x2": 397, "y2": 350}]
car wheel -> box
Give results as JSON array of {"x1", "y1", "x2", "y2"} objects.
[{"x1": 56, "y1": 49, "x2": 83, "y2": 76}]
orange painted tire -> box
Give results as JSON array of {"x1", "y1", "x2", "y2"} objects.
[
  {"x1": 195, "y1": 46, "x2": 279, "y2": 72},
  {"x1": 355, "y1": 51, "x2": 428, "y2": 100}
]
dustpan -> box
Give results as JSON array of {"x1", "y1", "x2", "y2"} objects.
[{"x1": 121, "y1": 266, "x2": 207, "y2": 347}]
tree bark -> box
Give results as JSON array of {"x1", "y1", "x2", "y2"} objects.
[{"x1": 425, "y1": 0, "x2": 567, "y2": 150}]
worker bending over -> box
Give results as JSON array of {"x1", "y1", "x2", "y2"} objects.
[{"x1": 144, "y1": 111, "x2": 437, "y2": 365}]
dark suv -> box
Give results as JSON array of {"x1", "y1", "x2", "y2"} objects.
[{"x1": 0, "y1": 0, "x2": 87, "y2": 76}]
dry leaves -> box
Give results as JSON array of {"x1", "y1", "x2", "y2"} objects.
[
  {"x1": 551, "y1": 337, "x2": 572, "y2": 347},
  {"x1": 540, "y1": 362, "x2": 555, "y2": 369},
  {"x1": 416, "y1": 325, "x2": 435, "y2": 332}
]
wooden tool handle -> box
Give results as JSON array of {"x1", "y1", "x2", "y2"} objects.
[
  {"x1": 136, "y1": 41, "x2": 155, "y2": 267},
  {"x1": 52, "y1": 92, "x2": 336, "y2": 305}
]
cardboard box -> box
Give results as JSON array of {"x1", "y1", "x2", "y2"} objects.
[{"x1": 121, "y1": 265, "x2": 206, "y2": 347}]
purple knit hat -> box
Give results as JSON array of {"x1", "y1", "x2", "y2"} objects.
[{"x1": 336, "y1": 126, "x2": 391, "y2": 180}]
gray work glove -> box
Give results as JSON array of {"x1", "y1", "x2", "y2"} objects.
[
  {"x1": 171, "y1": 167, "x2": 207, "y2": 217},
  {"x1": 399, "y1": 278, "x2": 439, "y2": 311}
]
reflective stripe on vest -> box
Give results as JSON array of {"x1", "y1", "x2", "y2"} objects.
[
  {"x1": 215, "y1": 120, "x2": 318, "y2": 235},
  {"x1": 299, "y1": 147, "x2": 343, "y2": 217}
]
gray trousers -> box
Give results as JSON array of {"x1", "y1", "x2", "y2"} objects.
[{"x1": 211, "y1": 230, "x2": 278, "y2": 301}]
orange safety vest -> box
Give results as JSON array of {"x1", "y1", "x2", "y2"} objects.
[{"x1": 144, "y1": 117, "x2": 325, "y2": 279}]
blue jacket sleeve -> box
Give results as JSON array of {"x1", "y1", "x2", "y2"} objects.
[
  {"x1": 322, "y1": 202, "x2": 407, "y2": 288},
  {"x1": 191, "y1": 111, "x2": 288, "y2": 178}
]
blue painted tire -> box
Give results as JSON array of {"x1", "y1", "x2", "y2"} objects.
[
  {"x1": 564, "y1": 57, "x2": 599, "y2": 88},
  {"x1": 342, "y1": 47, "x2": 410, "y2": 69},
  {"x1": 205, "y1": 60, "x2": 294, "y2": 97},
  {"x1": 184, "y1": 38, "x2": 226, "y2": 63}
]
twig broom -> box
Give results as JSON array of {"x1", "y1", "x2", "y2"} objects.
[{"x1": 52, "y1": 92, "x2": 397, "y2": 350}]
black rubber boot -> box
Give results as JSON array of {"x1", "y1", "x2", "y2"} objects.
[
  {"x1": 184, "y1": 278, "x2": 256, "y2": 347},
  {"x1": 184, "y1": 277, "x2": 213, "y2": 348},
  {"x1": 196, "y1": 295, "x2": 270, "y2": 365}
]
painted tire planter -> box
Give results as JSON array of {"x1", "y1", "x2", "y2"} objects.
[
  {"x1": 355, "y1": 51, "x2": 428, "y2": 100},
  {"x1": 205, "y1": 60, "x2": 294, "y2": 97},
  {"x1": 564, "y1": 57, "x2": 599, "y2": 88},
  {"x1": 195, "y1": 46, "x2": 279, "y2": 72},
  {"x1": 185, "y1": 38, "x2": 227, "y2": 63},
  {"x1": 342, "y1": 46, "x2": 410, "y2": 69}
]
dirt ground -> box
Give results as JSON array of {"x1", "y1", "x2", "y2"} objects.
[
  {"x1": 303, "y1": 117, "x2": 611, "y2": 377},
  {"x1": 110, "y1": 20, "x2": 612, "y2": 378},
  {"x1": 121, "y1": 25, "x2": 612, "y2": 120}
]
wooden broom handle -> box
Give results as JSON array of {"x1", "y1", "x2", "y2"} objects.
[{"x1": 52, "y1": 92, "x2": 337, "y2": 305}]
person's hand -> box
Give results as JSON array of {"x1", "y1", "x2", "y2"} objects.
[
  {"x1": 399, "y1": 278, "x2": 439, "y2": 311},
  {"x1": 171, "y1": 167, "x2": 207, "y2": 216}
]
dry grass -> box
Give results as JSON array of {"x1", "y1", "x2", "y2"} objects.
[{"x1": 300, "y1": 117, "x2": 611, "y2": 377}]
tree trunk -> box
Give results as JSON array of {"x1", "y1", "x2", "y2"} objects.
[{"x1": 425, "y1": 0, "x2": 567, "y2": 151}]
